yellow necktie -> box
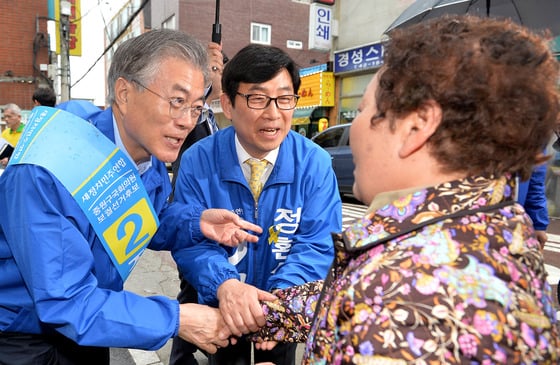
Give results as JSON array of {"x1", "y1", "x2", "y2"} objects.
[{"x1": 246, "y1": 158, "x2": 268, "y2": 201}]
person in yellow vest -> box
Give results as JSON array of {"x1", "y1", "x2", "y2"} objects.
[
  {"x1": 1, "y1": 103, "x2": 24, "y2": 167},
  {"x1": 1, "y1": 103, "x2": 24, "y2": 146}
]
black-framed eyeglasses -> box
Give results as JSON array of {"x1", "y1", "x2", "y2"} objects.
[
  {"x1": 236, "y1": 92, "x2": 299, "y2": 110},
  {"x1": 132, "y1": 79, "x2": 207, "y2": 120}
]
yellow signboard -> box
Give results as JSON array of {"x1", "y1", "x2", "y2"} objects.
[
  {"x1": 55, "y1": 0, "x2": 82, "y2": 57},
  {"x1": 297, "y1": 72, "x2": 335, "y2": 108}
]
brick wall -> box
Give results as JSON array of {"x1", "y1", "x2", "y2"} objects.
[
  {"x1": 175, "y1": 0, "x2": 330, "y2": 69},
  {"x1": 0, "y1": 0, "x2": 50, "y2": 110}
]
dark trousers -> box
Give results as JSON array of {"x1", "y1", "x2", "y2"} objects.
[
  {"x1": 0, "y1": 331, "x2": 109, "y2": 365},
  {"x1": 207, "y1": 338, "x2": 297, "y2": 365}
]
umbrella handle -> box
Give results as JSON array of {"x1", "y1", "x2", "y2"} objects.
[
  {"x1": 212, "y1": 24, "x2": 221, "y2": 43},
  {"x1": 212, "y1": 0, "x2": 221, "y2": 44}
]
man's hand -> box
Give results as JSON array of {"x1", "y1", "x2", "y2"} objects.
[
  {"x1": 217, "y1": 279, "x2": 277, "y2": 337},
  {"x1": 200, "y1": 209, "x2": 262, "y2": 247},
  {"x1": 178, "y1": 303, "x2": 231, "y2": 354}
]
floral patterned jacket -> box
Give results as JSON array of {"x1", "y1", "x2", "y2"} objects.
[{"x1": 254, "y1": 175, "x2": 559, "y2": 364}]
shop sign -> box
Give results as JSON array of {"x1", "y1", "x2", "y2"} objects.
[
  {"x1": 309, "y1": 3, "x2": 333, "y2": 51},
  {"x1": 52, "y1": 0, "x2": 82, "y2": 56},
  {"x1": 334, "y1": 42, "x2": 383, "y2": 74},
  {"x1": 297, "y1": 72, "x2": 335, "y2": 108},
  {"x1": 300, "y1": 64, "x2": 328, "y2": 77}
]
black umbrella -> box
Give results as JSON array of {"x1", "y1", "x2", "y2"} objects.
[
  {"x1": 384, "y1": 0, "x2": 560, "y2": 36},
  {"x1": 212, "y1": 0, "x2": 221, "y2": 43}
]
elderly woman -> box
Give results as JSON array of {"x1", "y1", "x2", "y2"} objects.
[{"x1": 253, "y1": 15, "x2": 560, "y2": 364}]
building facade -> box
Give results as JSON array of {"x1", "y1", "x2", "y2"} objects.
[
  {"x1": 330, "y1": 0, "x2": 414, "y2": 125},
  {"x1": 0, "y1": 0, "x2": 51, "y2": 112}
]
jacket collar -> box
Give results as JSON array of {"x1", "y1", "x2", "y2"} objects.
[
  {"x1": 90, "y1": 107, "x2": 116, "y2": 143},
  {"x1": 217, "y1": 127, "x2": 295, "y2": 185},
  {"x1": 340, "y1": 175, "x2": 516, "y2": 252}
]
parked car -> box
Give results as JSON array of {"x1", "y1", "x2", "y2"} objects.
[{"x1": 311, "y1": 123, "x2": 354, "y2": 196}]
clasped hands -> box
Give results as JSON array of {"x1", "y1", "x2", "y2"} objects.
[
  {"x1": 177, "y1": 281, "x2": 278, "y2": 355},
  {"x1": 178, "y1": 209, "x2": 277, "y2": 354}
]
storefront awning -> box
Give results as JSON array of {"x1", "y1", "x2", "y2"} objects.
[{"x1": 292, "y1": 108, "x2": 314, "y2": 125}]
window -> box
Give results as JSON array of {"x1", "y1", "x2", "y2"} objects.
[
  {"x1": 162, "y1": 15, "x2": 176, "y2": 29},
  {"x1": 313, "y1": 126, "x2": 345, "y2": 148},
  {"x1": 339, "y1": 73, "x2": 372, "y2": 123},
  {"x1": 251, "y1": 22, "x2": 271, "y2": 45}
]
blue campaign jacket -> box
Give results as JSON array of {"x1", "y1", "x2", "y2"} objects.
[
  {"x1": 518, "y1": 163, "x2": 549, "y2": 231},
  {"x1": 173, "y1": 126, "x2": 341, "y2": 306},
  {"x1": 0, "y1": 107, "x2": 204, "y2": 350}
]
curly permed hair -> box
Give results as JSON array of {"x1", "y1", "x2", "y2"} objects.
[{"x1": 379, "y1": 15, "x2": 560, "y2": 180}]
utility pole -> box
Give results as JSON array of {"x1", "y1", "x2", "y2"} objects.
[{"x1": 60, "y1": 0, "x2": 71, "y2": 102}]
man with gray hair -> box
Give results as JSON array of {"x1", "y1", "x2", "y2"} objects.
[
  {"x1": 0, "y1": 103, "x2": 24, "y2": 167},
  {"x1": 0, "y1": 29, "x2": 270, "y2": 365}
]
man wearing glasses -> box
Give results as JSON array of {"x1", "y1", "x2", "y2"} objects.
[
  {"x1": 0, "y1": 30, "x2": 265, "y2": 365},
  {"x1": 172, "y1": 44, "x2": 342, "y2": 365}
]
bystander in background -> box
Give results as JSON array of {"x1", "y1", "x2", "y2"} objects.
[
  {"x1": 0, "y1": 103, "x2": 24, "y2": 166},
  {"x1": 518, "y1": 164, "x2": 549, "y2": 247},
  {"x1": 32, "y1": 86, "x2": 57, "y2": 107}
]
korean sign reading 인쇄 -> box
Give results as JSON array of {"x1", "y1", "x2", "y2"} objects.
[{"x1": 309, "y1": 3, "x2": 333, "y2": 51}]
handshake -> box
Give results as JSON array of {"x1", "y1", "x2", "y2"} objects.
[{"x1": 177, "y1": 280, "x2": 324, "y2": 354}]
